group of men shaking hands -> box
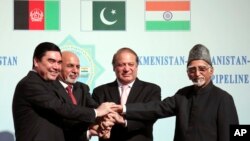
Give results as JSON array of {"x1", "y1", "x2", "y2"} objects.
[{"x1": 12, "y1": 42, "x2": 238, "y2": 141}]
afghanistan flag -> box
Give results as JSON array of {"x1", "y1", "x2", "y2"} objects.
[
  {"x1": 81, "y1": 0, "x2": 126, "y2": 31},
  {"x1": 145, "y1": 0, "x2": 190, "y2": 31},
  {"x1": 14, "y1": 0, "x2": 60, "y2": 30}
]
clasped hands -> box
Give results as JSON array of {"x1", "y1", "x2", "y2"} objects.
[{"x1": 90, "y1": 102, "x2": 123, "y2": 139}]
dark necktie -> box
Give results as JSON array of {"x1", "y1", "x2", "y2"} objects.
[{"x1": 66, "y1": 85, "x2": 77, "y2": 105}]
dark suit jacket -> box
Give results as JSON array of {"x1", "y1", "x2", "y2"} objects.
[
  {"x1": 12, "y1": 71, "x2": 96, "y2": 141},
  {"x1": 92, "y1": 78, "x2": 161, "y2": 141},
  {"x1": 52, "y1": 80, "x2": 98, "y2": 141},
  {"x1": 126, "y1": 81, "x2": 239, "y2": 141}
]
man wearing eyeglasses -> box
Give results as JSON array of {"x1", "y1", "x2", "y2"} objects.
[{"x1": 115, "y1": 44, "x2": 239, "y2": 141}]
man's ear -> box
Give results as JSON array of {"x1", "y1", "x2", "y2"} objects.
[
  {"x1": 209, "y1": 67, "x2": 214, "y2": 74},
  {"x1": 34, "y1": 58, "x2": 38, "y2": 67}
]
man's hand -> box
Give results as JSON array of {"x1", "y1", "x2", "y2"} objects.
[
  {"x1": 107, "y1": 112, "x2": 125, "y2": 125},
  {"x1": 88, "y1": 124, "x2": 99, "y2": 137},
  {"x1": 112, "y1": 104, "x2": 123, "y2": 113},
  {"x1": 100, "y1": 117, "x2": 115, "y2": 130},
  {"x1": 94, "y1": 104, "x2": 124, "y2": 139},
  {"x1": 102, "y1": 129, "x2": 111, "y2": 139},
  {"x1": 95, "y1": 102, "x2": 119, "y2": 117},
  {"x1": 89, "y1": 122, "x2": 111, "y2": 139}
]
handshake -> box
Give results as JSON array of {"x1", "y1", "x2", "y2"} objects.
[{"x1": 89, "y1": 102, "x2": 124, "y2": 139}]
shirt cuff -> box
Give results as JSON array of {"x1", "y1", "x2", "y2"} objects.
[
  {"x1": 122, "y1": 104, "x2": 126, "y2": 114},
  {"x1": 124, "y1": 119, "x2": 128, "y2": 127},
  {"x1": 86, "y1": 130, "x2": 91, "y2": 140},
  {"x1": 94, "y1": 109, "x2": 97, "y2": 118}
]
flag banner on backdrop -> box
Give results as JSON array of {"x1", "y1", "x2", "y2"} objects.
[
  {"x1": 145, "y1": 0, "x2": 190, "y2": 31},
  {"x1": 14, "y1": 0, "x2": 60, "y2": 30},
  {"x1": 81, "y1": 0, "x2": 126, "y2": 31}
]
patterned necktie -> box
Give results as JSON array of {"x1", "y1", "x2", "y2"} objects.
[
  {"x1": 66, "y1": 85, "x2": 77, "y2": 105},
  {"x1": 120, "y1": 85, "x2": 129, "y2": 105}
]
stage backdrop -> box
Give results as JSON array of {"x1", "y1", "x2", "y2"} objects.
[{"x1": 1, "y1": 0, "x2": 250, "y2": 141}]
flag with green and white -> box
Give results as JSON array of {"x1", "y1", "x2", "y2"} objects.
[
  {"x1": 81, "y1": 0, "x2": 126, "y2": 31},
  {"x1": 145, "y1": 0, "x2": 190, "y2": 31}
]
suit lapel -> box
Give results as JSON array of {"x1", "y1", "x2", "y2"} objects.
[
  {"x1": 127, "y1": 78, "x2": 143, "y2": 103},
  {"x1": 53, "y1": 80, "x2": 74, "y2": 104},
  {"x1": 109, "y1": 81, "x2": 121, "y2": 104},
  {"x1": 72, "y1": 83, "x2": 82, "y2": 104}
]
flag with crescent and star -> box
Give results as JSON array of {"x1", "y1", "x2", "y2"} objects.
[
  {"x1": 81, "y1": 0, "x2": 126, "y2": 31},
  {"x1": 145, "y1": 0, "x2": 190, "y2": 31}
]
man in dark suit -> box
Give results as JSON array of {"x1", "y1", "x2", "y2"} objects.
[
  {"x1": 92, "y1": 47, "x2": 161, "y2": 141},
  {"x1": 117, "y1": 44, "x2": 239, "y2": 141},
  {"x1": 53, "y1": 51, "x2": 99, "y2": 141},
  {"x1": 12, "y1": 42, "x2": 117, "y2": 141}
]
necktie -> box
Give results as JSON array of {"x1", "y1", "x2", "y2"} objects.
[
  {"x1": 120, "y1": 85, "x2": 129, "y2": 105},
  {"x1": 66, "y1": 85, "x2": 77, "y2": 105}
]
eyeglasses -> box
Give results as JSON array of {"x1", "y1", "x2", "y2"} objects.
[{"x1": 187, "y1": 65, "x2": 211, "y2": 73}]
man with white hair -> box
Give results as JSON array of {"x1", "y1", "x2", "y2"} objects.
[{"x1": 116, "y1": 44, "x2": 239, "y2": 141}]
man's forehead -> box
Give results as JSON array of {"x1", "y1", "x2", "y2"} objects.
[
  {"x1": 44, "y1": 51, "x2": 61, "y2": 56},
  {"x1": 188, "y1": 60, "x2": 209, "y2": 66},
  {"x1": 44, "y1": 51, "x2": 62, "y2": 59}
]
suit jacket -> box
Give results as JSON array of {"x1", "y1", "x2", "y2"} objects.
[
  {"x1": 12, "y1": 71, "x2": 96, "y2": 141},
  {"x1": 126, "y1": 81, "x2": 239, "y2": 141},
  {"x1": 52, "y1": 80, "x2": 98, "y2": 141},
  {"x1": 92, "y1": 78, "x2": 161, "y2": 141}
]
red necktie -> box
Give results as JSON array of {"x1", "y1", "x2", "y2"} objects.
[
  {"x1": 66, "y1": 85, "x2": 77, "y2": 105},
  {"x1": 120, "y1": 85, "x2": 129, "y2": 105}
]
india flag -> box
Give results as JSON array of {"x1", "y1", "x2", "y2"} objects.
[
  {"x1": 14, "y1": 0, "x2": 60, "y2": 30},
  {"x1": 145, "y1": 0, "x2": 190, "y2": 31},
  {"x1": 81, "y1": 0, "x2": 126, "y2": 31}
]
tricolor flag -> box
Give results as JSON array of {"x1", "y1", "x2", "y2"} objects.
[
  {"x1": 145, "y1": 0, "x2": 190, "y2": 31},
  {"x1": 81, "y1": 0, "x2": 126, "y2": 31},
  {"x1": 14, "y1": 0, "x2": 60, "y2": 30}
]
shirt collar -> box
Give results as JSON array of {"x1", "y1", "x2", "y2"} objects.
[
  {"x1": 59, "y1": 80, "x2": 71, "y2": 89},
  {"x1": 117, "y1": 80, "x2": 135, "y2": 88}
]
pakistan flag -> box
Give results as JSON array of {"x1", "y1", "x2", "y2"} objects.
[{"x1": 93, "y1": 1, "x2": 125, "y2": 30}]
